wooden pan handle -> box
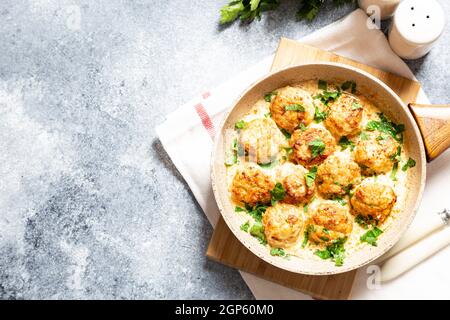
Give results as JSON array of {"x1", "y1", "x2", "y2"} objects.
[{"x1": 408, "y1": 103, "x2": 450, "y2": 161}]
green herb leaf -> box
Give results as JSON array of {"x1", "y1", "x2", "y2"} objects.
[
  {"x1": 341, "y1": 81, "x2": 357, "y2": 94},
  {"x1": 360, "y1": 131, "x2": 369, "y2": 140},
  {"x1": 314, "y1": 90, "x2": 342, "y2": 106},
  {"x1": 245, "y1": 204, "x2": 267, "y2": 222},
  {"x1": 240, "y1": 221, "x2": 250, "y2": 232},
  {"x1": 250, "y1": 221, "x2": 267, "y2": 244},
  {"x1": 270, "y1": 182, "x2": 285, "y2": 205},
  {"x1": 220, "y1": 1, "x2": 245, "y2": 24},
  {"x1": 280, "y1": 128, "x2": 291, "y2": 139},
  {"x1": 302, "y1": 224, "x2": 315, "y2": 248},
  {"x1": 305, "y1": 166, "x2": 318, "y2": 187},
  {"x1": 270, "y1": 247, "x2": 286, "y2": 257},
  {"x1": 318, "y1": 79, "x2": 327, "y2": 90},
  {"x1": 298, "y1": 122, "x2": 307, "y2": 131},
  {"x1": 390, "y1": 146, "x2": 402, "y2": 162},
  {"x1": 308, "y1": 138, "x2": 325, "y2": 158},
  {"x1": 338, "y1": 136, "x2": 355, "y2": 151},
  {"x1": 313, "y1": 104, "x2": 328, "y2": 123},
  {"x1": 235, "y1": 206, "x2": 246, "y2": 212},
  {"x1": 334, "y1": 196, "x2": 347, "y2": 206},
  {"x1": 284, "y1": 104, "x2": 305, "y2": 112},
  {"x1": 360, "y1": 227, "x2": 383, "y2": 246},
  {"x1": 235, "y1": 120, "x2": 247, "y2": 130},
  {"x1": 352, "y1": 102, "x2": 362, "y2": 110},
  {"x1": 402, "y1": 158, "x2": 416, "y2": 171},
  {"x1": 264, "y1": 91, "x2": 277, "y2": 102},
  {"x1": 259, "y1": 159, "x2": 278, "y2": 169},
  {"x1": 365, "y1": 113, "x2": 405, "y2": 143},
  {"x1": 390, "y1": 162, "x2": 399, "y2": 181},
  {"x1": 314, "y1": 237, "x2": 347, "y2": 266}
]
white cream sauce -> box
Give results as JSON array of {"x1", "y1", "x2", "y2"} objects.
[{"x1": 225, "y1": 80, "x2": 410, "y2": 261}]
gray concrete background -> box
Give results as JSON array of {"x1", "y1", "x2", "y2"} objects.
[{"x1": 0, "y1": 0, "x2": 448, "y2": 299}]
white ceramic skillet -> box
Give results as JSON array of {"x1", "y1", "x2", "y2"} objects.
[{"x1": 211, "y1": 62, "x2": 450, "y2": 275}]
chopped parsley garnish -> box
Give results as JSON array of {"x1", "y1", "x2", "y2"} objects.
[
  {"x1": 283, "y1": 147, "x2": 293, "y2": 156},
  {"x1": 341, "y1": 81, "x2": 357, "y2": 94},
  {"x1": 224, "y1": 138, "x2": 239, "y2": 166},
  {"x1": 240, "y1": 221, "x2": 250, "y2": 232},
  {"x1": 302, "y1": 224, "x2": 315, "y2": 248},
  {"x1": 365, "y1": 113, "x2": 405, "y2": 143},
  {"x1": 270, "y1": 248, "x2": 286, "y2": 257},
  {"x1": 235, "y1": 206, "x2": 246, "y2": 212},
  {"x1": 355, "y1": 214, "x2": 379, "y2": 229},
  {"x1": 250, "y1": 221, "x2": 266, "y2": 245},
  {"x1": 234, "y1": 120, "x2": 247, "y2": 130},
  {"x1": 270, "y1": 182, "x2": 286, "y2": 206},
  {"x1": 314, "y1": 104, "x2": 328, "y2": 122},
  {"x1": 318, "y1": 79, "x2": 328, "y2": 90},
  {"x1": 298, "y1": 123, "x2": 307, "y2": 131},
  {"x1": 360, "y1": 131, "x2": 369, "y2": 140},
  {"x1": 334, "y1": 196, "x2": 347, "y2": 206},
  {"x1": 244, "y1": 203, "x2": 268, "y2": 222},
  {"x1": 259, "y1": 159, "x2": 278, "y2": 169},
  {"x1": 352, "y1": 102, "x2": 362, "y2": 110},
  {"x1": 284, "y1": 104, "x2": 305, "y2": 112},
  {"x1": 308, "y1": 138, "x2": 325, "y2": 158},
  {"x1": 314, "y1": 89, "x2": 342, "y2": 106},
  {"x1": 314, "y1": 237, "x2": 347, "y2": 266},
  {"x1": 305, "y1": 166, "x2": 318, "y2": 187},
  {"x1": 360, "y1": 227, "x2": 383, "y2": 246},
  {"x1": 264, "y1": 91, "x2": 277, "y2": 102},
  {"x1": 390, "y1": 146, "x2": 402, "y2": 162},
  {"x1": 280, "y1": 128, "x2": 291, "y2": 139},
  {"x1": 390, "y1": 162, "x2": 399, "y2": 181},
  {"x1": 402, "y1": 158, "x2": 416, "y2": 171},
  {"x1": 338, "y1": 136, "x2": 355, "y2": 151}
]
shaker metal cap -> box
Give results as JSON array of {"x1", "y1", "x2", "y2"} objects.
[{"x1": 394, "y1": 0, "x2": 445, "y2": 45}]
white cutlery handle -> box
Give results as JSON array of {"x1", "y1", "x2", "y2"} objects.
[
  {"x1": 380, "y1": 227, "x2": 450, "y2": 282},
  {"x1": 379, "y1": 211, "x2": 445, "y2": 262}
]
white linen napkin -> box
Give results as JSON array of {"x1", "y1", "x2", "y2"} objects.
[{"x1": 156, "y1": 9, "x2": 450, "y2": 299}]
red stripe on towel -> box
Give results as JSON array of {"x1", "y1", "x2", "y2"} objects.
[{"x1": 194, "y1": 103, "x2": 215, "y2": 139}]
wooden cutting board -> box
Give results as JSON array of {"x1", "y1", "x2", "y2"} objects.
[{"x1": 206, "y1": 38, "x2": 421, "y2": 300}]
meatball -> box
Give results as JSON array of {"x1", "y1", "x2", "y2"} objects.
[
  {"x1": 263, "y1": 203, "x2": 303, "y2": 248},
  {"x1": 307, "y1": 201, "x2": 353, "y2": 244},
  {"x1": 238, "y1": 118, "x2": 283, "y2": 164},
  {"x1": 278, "y1": 163, "x2": 315, "y2": 205},
  {"x1": 269, "y1": 86, "x2": 315, "y2": 133},
  {"x1": 231, "y1": 166, "x2": 275, "y2": 206},
  {"x1": 324, "y1": 93, "x2": 363, "y2": 137},
  {"x1": 290, "y1": 127, "x2": 336, "y2": 167},
  {"x1": 316, "y1": 154, "x2": 361, "y2": 198},
  {"x1": 354, "y1": 131, "x2": 399, "y2": 174},
  {"x1": 350, "y1": 179, "x2": 397, "y2": 224}
]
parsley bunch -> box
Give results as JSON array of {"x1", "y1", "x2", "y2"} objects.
[{"x1": 220, "y1": 0, "x2": 356, "y2": 24}]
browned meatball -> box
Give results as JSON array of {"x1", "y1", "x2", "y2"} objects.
[
  {"x1": 316, "y1": 154, "x2": 361, "y2": 198},
  {"x1": 263, "y1": 203, "x2": 304, "y2": 248},
  {"x1": 269, "y1": 86, "x2": 315, "y2": 133},
  {"x1": 290, "y1": 127, "x2": 336, "y2": 168},
  {"x1": 354, "y1": 131, "x2": 399, "y2": 174},
  {"x1": 278, "y1": 163, "x2": 315, "y2": 205},
  {"x1": 324, "y1": 93, "x2": 363, "y2": 137},
  {"x1": 350, "y1": 179, "x2": 397, "y2": 224},
  {"x1": 231, "y1": 166, "x2": 275, "y2": 206},
  {"x1": 238, "y1": 118, "x2": 284, "y2": 164},
  {"x1": 307, "y1": 201, "x2": 353, "y2": 244}
]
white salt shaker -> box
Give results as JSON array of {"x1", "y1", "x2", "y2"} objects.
[
  {"x1": 388, "y1": 0, "x2": 445, "y2": 60},
  {"x1": 358, "y1": 0, "x2": 402, "y2": 20}
]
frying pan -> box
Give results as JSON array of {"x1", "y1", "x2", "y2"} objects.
[{"x1": 211, "y1": 62, "x2": 450, "y2": 275}]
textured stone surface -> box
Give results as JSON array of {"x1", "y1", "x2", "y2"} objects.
[{"x1": 0, "y1": 0, "x2": 448, "y2": 299}]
